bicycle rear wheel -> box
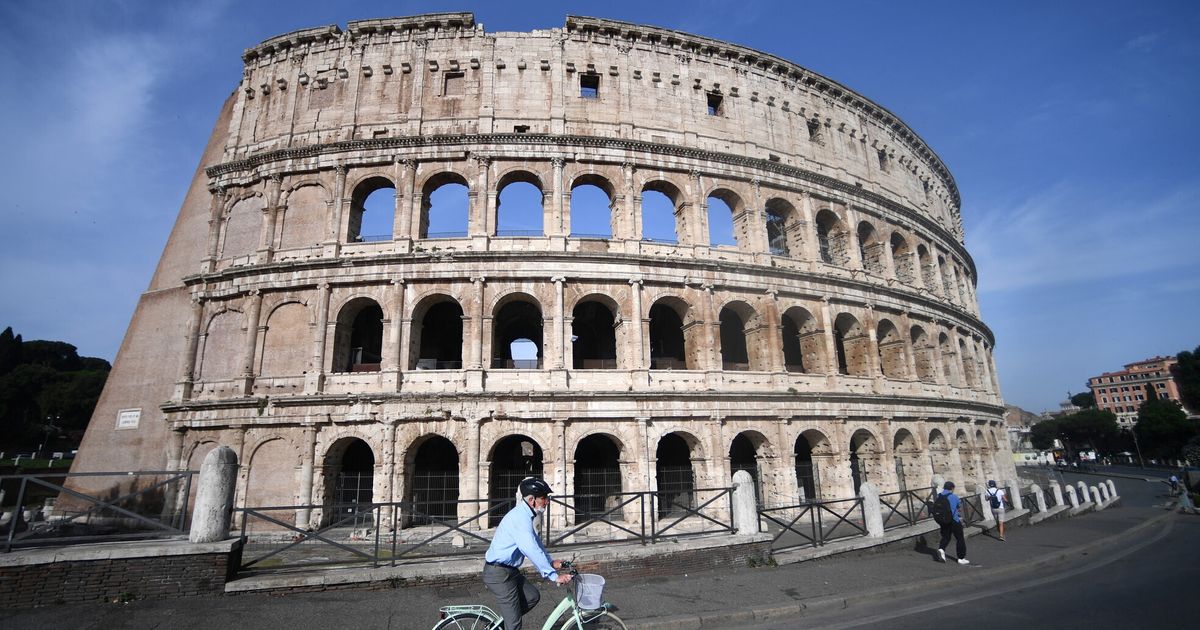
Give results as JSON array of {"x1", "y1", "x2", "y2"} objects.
[
  {"x1": 433, "y1": 612, "x2": 498, "y2": 630},
  {"x1": 559, "y1": 610, "x2": 627, "y2": 630}
]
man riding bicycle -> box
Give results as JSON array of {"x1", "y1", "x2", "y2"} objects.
[{"x1": 483, "y1": 477, "x2": 572, "y2": 630}]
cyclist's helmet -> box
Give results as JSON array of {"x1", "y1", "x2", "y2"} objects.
[{"x1": 519, "y1": 477, "x2": 553, "y2": 498}]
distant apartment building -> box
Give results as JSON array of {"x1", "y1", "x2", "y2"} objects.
[{"x1": 1088, "y1": 356, "x2": 1183, "y2": 427}]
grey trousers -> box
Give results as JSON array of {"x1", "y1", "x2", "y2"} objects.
[{"x1": 483, "y1": 563, "x2": 541, "y2": 630}]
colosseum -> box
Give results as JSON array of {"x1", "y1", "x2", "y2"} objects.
[{"x1": 72, "y1": 12, "x2": 1012, "y2": 530}]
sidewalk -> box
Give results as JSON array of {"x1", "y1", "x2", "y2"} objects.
[{"x1": 0, "y1": 476, "x2": 1171, "y2": 630}]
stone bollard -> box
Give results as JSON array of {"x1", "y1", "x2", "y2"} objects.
[
  {"x1": 1031, "y1": 483, "x2": 1047, "y2": 512},
  {"x1": 1006, "y1": 479, "x2": 1023, "y2": 511},
  {"x1": 1098, "y1": 484, "x2": 1109, "y2": 502},
  {"x1": 1050, "y1": 482, "x2": 1064, "y2": 507},
  {"x1": 932, "y1": 474, "x2": 945, "y2": 497},
  {"x1": 1065, "y1": 485, "x2": 1079, "y2": 509},
  {"x1": 732, "y1": 470, "x2": 759, "y2": 536},
  {"x1": 1106, "y1": 480, "x2": 1118, "y2": 498},
  {"x1": 1076, "y1": 481, "x2": 1091, "y2": 504},
  {"x1": 190, "y1": 446, "x2": 239, "y2": 543},
  {"x1": 859, "y1": 482, "x2": 884, "y2": 538},
  {"x1": 1090, "y1": 486, "x2": 1102, "y2": 504},
  {"x1": 978, "y1": 486, "x2": 995, "y2": 525}
]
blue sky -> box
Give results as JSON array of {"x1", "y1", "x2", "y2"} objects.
[{"x1": 1, "y1": 1, "x2": 1197, "y2": 413}]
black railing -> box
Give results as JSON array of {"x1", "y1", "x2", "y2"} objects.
[
  {"x1": 1, "y1": 470, "x2": 195, "y2": 552},
  {"x1": 878, "y1": 487, "x2": 936, "y2": 531},
  {"x1": 758, "y1": 496, "x2": 866, "y2": 553},
  {"x1": 234, "y1": 489, "x2": 736, "y2": 574},
  {"x1": 425, "y1": 231, "x2": 468, "y2": 239},
  {"x1": 353, "y1": 233, "x2": 391, "y2": 242},
  {"x1": 1020, "y1": 490, "x2": 1040, "y2": 513},
  {"x1": 570, "y1": 233, "x2": 611, "y2": 239},
  {"x1": 959, "y1": 495, "x2": 985, "y2": 527},
  {"x1": 650, "y1": 357, "x2": 687, "y2": 370},
  {"x1": 414, "y1": 359, "x2": 463, "y2": 370},
  {"x1": 496, "y1": 229, "x2": 543, "y2": 237}
]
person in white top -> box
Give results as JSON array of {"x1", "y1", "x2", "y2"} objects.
[{"x1": 986, "y1": 479, "x2": 1007, "y2": 541}]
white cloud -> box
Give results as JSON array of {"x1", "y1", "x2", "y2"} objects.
[
  {"x1": 968, "y1": 180, "x2": 1200, "y2": 294},
  {"x1": 1124, "y1": 32, "x2": 1161, "y2": 52}
]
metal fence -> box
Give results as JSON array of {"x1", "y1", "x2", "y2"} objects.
[
  {"x1": 758, "y1": 496, "x2": 867, "y2": 553},
  {"x1": 878, "y1": 487, "x2": 936, "y2": 531},
  {"x1": 234, "y1": 488, "x2": 735, "y2": 574},
  {"x1": 1, "y1": 470, "x2": 195, "y2": 552}
]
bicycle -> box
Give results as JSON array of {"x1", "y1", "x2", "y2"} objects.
[{"x1": 433, "y1": 561, "x2": 627, "y2": 629}]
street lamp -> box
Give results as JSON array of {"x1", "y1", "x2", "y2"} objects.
[{"x1": 1125, "y1": 428, "x2": 1145, "y2": 469}]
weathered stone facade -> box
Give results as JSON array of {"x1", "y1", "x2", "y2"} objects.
[{"x1": 71, "y1": 13, "x2": 1012, "y2": 525}]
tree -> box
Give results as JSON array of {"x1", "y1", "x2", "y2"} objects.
[
  {"x1": 1135, "y1": 383, "x2": 1196, "y2": 460},
  {"x1": 1070, "y1": 391, "x2": 1095, "y2": 409},
  {"x1": 1175, "y1": 345, "x2": 1200, "y2": 414},
  {"x1": 1029, "y1": 418, "x2": 1061, "y2": 451},
  {"x1": 1059, "y1": 408, "x2": 1120, "y2": 454}
]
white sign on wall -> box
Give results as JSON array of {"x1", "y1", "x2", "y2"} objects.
[{"x1": 116, "y1": 408, "x2": 141, "y2": 430}]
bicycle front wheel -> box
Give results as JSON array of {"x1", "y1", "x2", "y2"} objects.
[
  {"x1": 433, "y1": 612, "x2": 498, "y2": 630},
  {"x1": 559, "y1": 610, "x2": 627, "y2": 630}
]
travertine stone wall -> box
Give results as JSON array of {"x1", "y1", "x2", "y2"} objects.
[{"x1": 71, "y1": 13, "x2": 1012, "y2": 523}]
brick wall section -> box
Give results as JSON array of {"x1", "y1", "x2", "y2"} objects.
[
  {"x1": 228, "y1": 539, "x2": 772, "y2": 596},
  {"x1": 0, "y1": 551, "x2": 231, "y2": 609}
]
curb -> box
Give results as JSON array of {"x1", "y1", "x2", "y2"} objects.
[{"x1": 627, "y1": 509, "x2": 1175, "y2": 629}]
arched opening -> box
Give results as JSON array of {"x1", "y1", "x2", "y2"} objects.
[
  {"x1": 857, "y1": 221, "x2": 885, "y2": 275},
  {"x1": 570, "y1": 179, "x2": 614, "y2": 238},
  {"x1": 409, "y1": 435, "x2": 459, "y2": 523},
  {"x1": 496, "y1": 176, "x2": 544, "y2": 237},
  {"x1": 781, "y1": 307, "x2": 820, "y2": 373},
  {"x1": 333, "y1": 298, "x2": 383, "y2": 373},
  {"x1": 959, "y1": 339, "x2": 979, "y2": 388},
  {"x1": 939, "y1": 333, "x2": 956, "y2": 384},
  {"x1": 573, "y1": 434, "x2": 623, "y2": 522},
  {"x1": 876, "y1": 319, "x2": 908, "y2": 379},
  {"x1": 849, "y1": 429, "x2": 880, "y2": 495},
  {"x1": 718, "y1": 307, "x2": 750, "y2": 371},
  {"x1": 324, "y1": 438, "x2": 375, "y2": 527},
  {"x1": 833, "y1": 313, "x2": 870, "y2": 377},
  {"x1": 765, "y1": 198, "x2": 797, "y2": 257},
  {"x1": 815, "y1": 209, "x2": 847, "y2": 265},
  {"x1": 488, "y1": 435, "x2": 544, "y2": 527},
  {"x1": 411, "y1": 298, "x2": 464, "y2": 369},
  {"x1": 955, "y1": 429, "x2": 977, "y2": 491},
  {"x1": 572, "y1": 300, "x2": 617, "y2": 369},
  {"x1": 918, "y1": 245, "x2": 937, "y2": 290},
  {"x1": 641, "y1": 187, "x2": 678, "y2": 244},
  {"x1": 420, "y1": 173, "x2": 469, "y2": 238},
  {"x1": 492, "y1": 298, "x2": 543, "y2": 369},
  {"x1": 910, "y1": 326, "x2": 937, "y2": 383},
  {"x1": 655, "y1": 432, "x2": 697, "y2": 518},
  {"x1": 796, "y1": 432, "x2": 825, "y2": 501},
  {"x1": 706, "y1": 191, "x2": 740, "y2": 248},
  {"x1": 890, "y1": 232, "x2": 914, "y2": 284},
  {"x1": 938, "y1": 255, "x2": 955, "y2": 300},
  {"x1": 349, "y1": 176, "x2": 395, "y2": 242},
  {"x1": 649, "y1": 299, "x2": 689, "y2": 370},
  {"x1": 892, "y1": 430, "x2": 922, "y2": 492},
  {"x1": 928, "y1": 429, "x2": 952, "y2": 480},
  {"x1": 729, "y1": 432, "x2": 764, "y2": 505}
]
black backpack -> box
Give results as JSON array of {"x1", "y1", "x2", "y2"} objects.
[
  {"x1": 987, "y1": 489, "x2": 1001, "y2": 510},
  {"x1": 931, "y1": 493, "x2": 953, "y2": 525}
]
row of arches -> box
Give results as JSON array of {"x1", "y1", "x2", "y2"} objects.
[
  {"x1": 192, "y1": 286, "x2": 997, "y2": 393},
  {"x1": 212, "y1": 421, "x2": 1009, "y2": 529},
  {"x1": 212, "y1": 162, "x2": 976, "y2": 310}
]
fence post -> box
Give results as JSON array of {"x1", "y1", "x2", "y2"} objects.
[
  {"x1": 1050, "y1": 482, "x2": 1064, "y2": 507},
  {"x1": 859, "y1": 482, "x2": 884, "y2": 538},
  {"x1": 190, "y1": 446, "x2": 239, "y2": 543},
  {"x1": 977, "y1": 487, "x2": 994, "y2": 525},
  {"x1": 1105, "y1": 479, "x2": 1118, "y2": 499},
  {"x1": 1006, "y1": 479, "x2": 1022, "y2": 511},
  {"x1": 1089, "y1": 486, "x2": 1102, "y2": 505},
  {"x1": 1097, "y1": 483, "x2": 1109, "y2": 502},
  {"x1": 1064, "y1": 485, "x2": 1079, "y2": 509},
  {"x1": 1076, "y1": 481, "x2": 1090, "y2": 504},
  {"x1": 1031, "y1": 483, "x2": 1047, "y2": 512},
  {"x1": 931, "y1": 474, "x2": 945, "y2": 497},
  {"x1": 732, "y1": 470, "x2": 758, "y2": 536}
]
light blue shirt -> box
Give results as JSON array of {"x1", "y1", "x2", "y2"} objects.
[{"x1": 485, "y1": 500, "x2": 558, "y2": 581}]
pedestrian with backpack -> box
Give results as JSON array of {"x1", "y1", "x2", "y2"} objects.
[
  {"x1": 985, "y1": 480, "x2": 1006, "y2": 541},
  {"x1": 931, "y1": 481, "x2": 968, "y2": 565}
]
